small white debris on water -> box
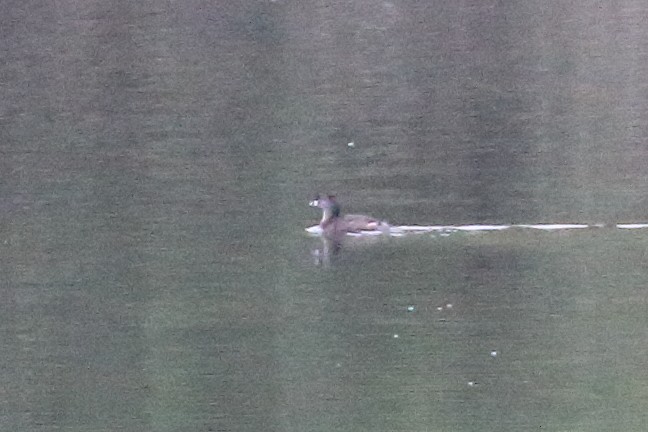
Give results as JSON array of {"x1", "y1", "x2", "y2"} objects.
[
  {"x1": 446, "y1": 303, "x2": 453, "y2": 309},
  {"x1": 490, "y1": 350, "x2": 498, "y2": 358},
  {"x1": 468, "y1": 381, "x2": 476, "y2": 387},
  {"x1": 347, "y1": 141, "x2": 355, "y2": 148},
  {"x1": 393, "y1": 334, "x2": 399, "y2": 338},
  {"x1": 436, "y1": 306, "x2": 443, "y2": 311},
  {"x1": 407, "y1": 306, "x2": 415, "y2": 312}
]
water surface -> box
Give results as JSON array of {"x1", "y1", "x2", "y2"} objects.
[{"x1": 2, "y1": 1, "x2": 648, "y2": 431}]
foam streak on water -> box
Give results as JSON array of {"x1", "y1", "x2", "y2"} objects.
[{"x1": 305, "y1": 223, "x2": 648, "y2": 236}]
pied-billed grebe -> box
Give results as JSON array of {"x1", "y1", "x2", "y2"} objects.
[{"x1": 309, "y1": 194, "x2": 389, "y2": 237}]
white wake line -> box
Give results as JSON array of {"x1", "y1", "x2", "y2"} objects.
[{"x1": 305, "y1": 223, "x2": 648, "y2": 236}]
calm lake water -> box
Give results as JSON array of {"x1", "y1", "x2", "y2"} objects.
[{"x1": 2, "y1": 1, "x2": 648, "y2": 431}]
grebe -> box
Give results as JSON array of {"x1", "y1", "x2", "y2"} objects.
[{"x1": 309, "y1": 194, "x2": 388, "y2": 237}]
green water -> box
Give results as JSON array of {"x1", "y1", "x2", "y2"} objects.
[{"x1": 2, "y1": 0, "x2": 648, "y2": 431}]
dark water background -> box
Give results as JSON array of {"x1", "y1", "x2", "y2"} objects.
[{"x1": 2, "y1": 1, "x2": 648, "y2": 431}]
